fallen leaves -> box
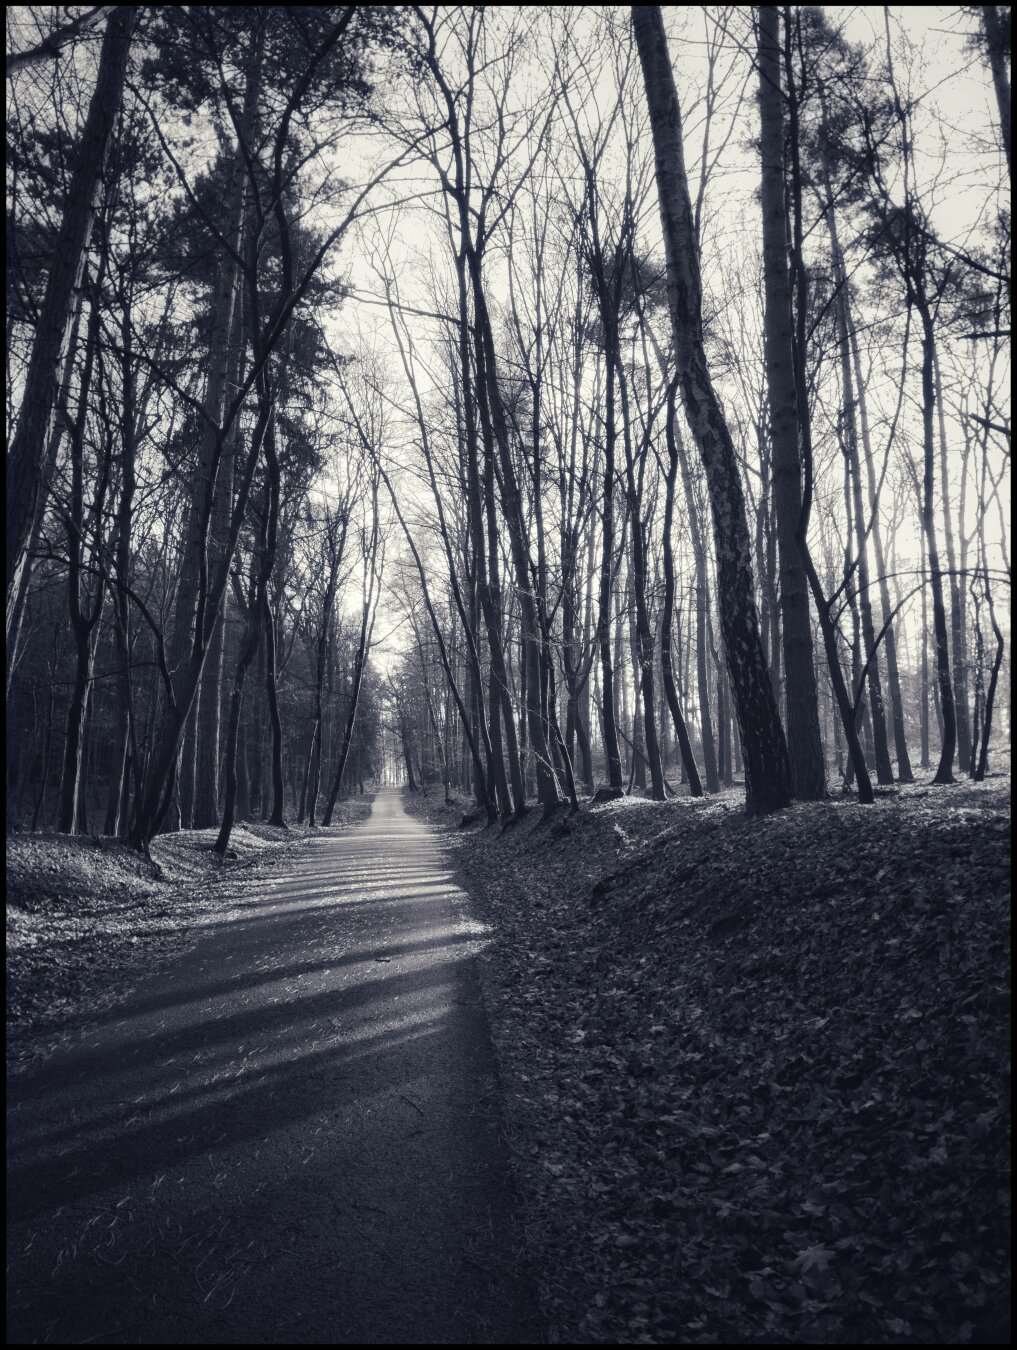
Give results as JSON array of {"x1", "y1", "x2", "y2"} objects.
[
  {"x1": 408, "y1": 780, "x2": 1011, "y2": 1345},
  {"x1": 792, "y1": 1245, "x2": 836, "y2": 1275}
]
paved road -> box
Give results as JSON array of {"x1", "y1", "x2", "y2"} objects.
[{"x1": 7, "y1": 789, "x2": 540, "y2": 1345}]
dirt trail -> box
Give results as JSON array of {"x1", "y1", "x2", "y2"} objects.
[{"x1": 6, "y1": 788, "x2": 539, "y2": 1345}]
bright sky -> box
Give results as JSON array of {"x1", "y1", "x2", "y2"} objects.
[{"x1": 6, "y1": 6, "x2": 1010, "y2": 681}]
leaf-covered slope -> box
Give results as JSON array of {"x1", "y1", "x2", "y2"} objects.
[{"x1": 408, "y1": 783, "x2": 1010, "y2": 1345}]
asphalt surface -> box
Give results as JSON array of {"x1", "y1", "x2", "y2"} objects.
[{"x1": 7, "y1": 788, "x2": 540, "y2": 1345}]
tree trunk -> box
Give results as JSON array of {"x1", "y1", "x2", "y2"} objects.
[
  {"x1": 980, "y1": 5, "x2": 1012, "y2": 173},
  {"x1": 848, "y1": 319, "x2": 913, "y2": 781},
  {"x1": 783, "y1": 16, "x2": 872, "y2": 803},
  {"x1": 933, "y1": 347, "x2": 972, "y2": 771},
  {"x1": 263, "y1": 592, "x2": 286, "y2": 827},
  {"x1": 57, "y1": 263, "x2": 108, "y2": 835},
  {"x1": 920, "y1": 555, "x2": 931, "y2": 768},
  {"x1": 618, "y1": 366, "x2": 665, "y2": 801},
  {"x1": 633, "y1": 4, "x2": 793, "y2": 815},
  {"x1": 192, "y1": 300, "x2": 243, "y2": 827},
  {"x1": 756, "y1": 4, "x2": 827, "y2": 800},
  {"x1": 673, "y1": 432, "x2": 719, "y2": 792},
  {"x1": 917, "y1": 306, "x2": 958, "y2": 783},
  {"x1": 826, "y1": 210, "x2": 893, "y2": 785},
  {"x1": 128, "y1": 31, "x2": 267, "y2": 850},
  {"x1": 595, "y1": 342, "x2": 625, "y2": 796},
  {"x1": 214, "y1": 589, "x2": 261, "y2": 856},
  {"x1": 661, "y1": 385, "x2": 704, "y2": 795},
  {"x1": 6, "y1": 6, "x2": 137, "y2": 638}
]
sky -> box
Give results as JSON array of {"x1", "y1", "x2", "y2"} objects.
[
  {"x1": 334, "y1": 6, "x2": 1009, "y2": 673},
  {"x1": 6, "y1": 6, "x2": 1010, "y2": 683}
]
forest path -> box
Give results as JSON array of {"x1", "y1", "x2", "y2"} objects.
[{"x1": 7, "y1": 788, "x2": 538, "y2": 1345}]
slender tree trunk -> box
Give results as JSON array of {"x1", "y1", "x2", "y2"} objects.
[
  {"x1": 263, "y1": 593, "x2": 286, "y2": 827},
  {"x1": 322, "y1": 599, "x2": 373, "y2": 827},
  {"x1": 476, "y1": 331, "x2": 526, "y2": 816},
  {"x1": 595, "y1": 342, "x2": 625, "y2": 796},
  {"x1": 178, "y1": 703, "x2": 197, "y2": 829},
  {"x1": 848, "y1": 319, "x2": 913, "y2": 781},
  {"x1": 783, "y1": 14, "x2": 872, "y2": 803},
  {"x1": 973, "y1": 587, "x2": 1004, "y2": 781},
  {"x1": 6, "y1": 6, "x2": 137, "y2": 637},
  {"x1": 920, "y1": 553, "x2": 931, "y2": 768},
  {"x1": 57, "y1": 266, "x2": 108, "y2": 835},
  {"x1": 932, "y1": 348, "x2": 972, "y2": 771},
  {"x1": 107, "y1": 309, "x2": 141, "y2": 837},
  {"x1": 58, "y1": 637, "x2": 97, "y2": 834},
  {"x1": 661, "y1": 385, "x2": 704, "y2": 795},
  {"x1": 214, "y1": 590, "x2": 261, "y2": 856},
  {"x1": 618, "y1": 370, "x2": 665, "y2": 801},
  {"x1": 757, "y1": 4, "x2": 827, "y2": 799},
  {"x1": 917, "y1": 306, "x2": 958, "y2": 783},
  {"x1": 674, "y1": 439, "x2": 720, "y2": 792},
  {"x1": 831, "y1": 245, "x2": 893, "y2": 785},
  {"x1": 192, "y1": 300, "x2": 243, "y2": 827},
  {"x1": 634, "y1": 4, "x2": 793, "y2": 814}
]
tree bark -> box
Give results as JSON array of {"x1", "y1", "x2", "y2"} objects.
[
  {"x1": 756, "y1": 4, "x2": 827, "y2": 799},
  {"x1": 6, "y1": 6, "x2": 137, "y2": 641},
  {"x1": 214, "y1": 574, "x2": 261, "y2": 855},
  {"x1": 661, "y1": 384, "x2": 704, "y2": 795},
  {"x1": 57, "y1": 265, "x2": 109, "y2": 834},
  {"x1": 192, "y1": 298, "x2": 244, "y2": 827},
  {"x1": 933, "y1": 347, "x2": 973, "y2": 771},
  {"x1": 847, "y1": 319, "x2": 913, "y2": 781},
  {"x1": 633, "y1": 4, "x2": 793, "y2": 815},
  {"x1": 980, "y1": 5, "x2": 1012, "y2": 174},
  {"x1": 825, "y1": 199, "x2": 894, "y2": 785},
  {"x1": 917, "y1": 305, "x2": 958, "y2": 783}
]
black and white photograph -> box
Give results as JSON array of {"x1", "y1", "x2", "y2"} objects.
[{"x1": 5, "y1": 4, "x2": 1010, "y2": 1344}]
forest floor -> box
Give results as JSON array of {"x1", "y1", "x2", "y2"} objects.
[
  {"x1": 404, "y1": 777, "x2": 1010, "y2": 1346},
  {"x1": 6, "y1": 799, "x2": 373, "y2": 1039}
]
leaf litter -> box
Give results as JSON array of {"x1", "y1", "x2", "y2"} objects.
[{"x1": 406, "y1": 780, "x2": 1010, "y2": 1345}]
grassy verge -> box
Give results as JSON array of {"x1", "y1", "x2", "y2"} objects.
[
  {"x1": 6, "y1": 795, "x2": 375, "y2": 1038},
  {"x1": 404, "y1": 781, "x2": 1010, "y2": 1345}
]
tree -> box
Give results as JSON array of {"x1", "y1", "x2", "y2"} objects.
[
  {"x1": 756, "y1": 4, "x2": 827, "y2": 800},
  {"x1": 6, "y1": 6, "x2": 138, "y2": 646},
  {"x1": 127, "y1": 6, "x2": 407, "y2": 848},
  {"x1": 979, "y1": 5, "x2": 1012, "y2": 174},
  {"x1": 632, "y1": 5, "x2": 793, "y2": 815}
]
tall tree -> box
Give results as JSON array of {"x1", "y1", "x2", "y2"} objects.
[
  {"x1": 6, "y1": 5, "x2": 138, "y2": 645},
  {"x1": 632, "y1": 4, "x2": 793, "y2": 815},
  {"x1": 756, "y1": 4, "x2": 826, "y2": 800},
  {"x1": 979, "y1": 5, "x2": 1012, "y2": 174}
]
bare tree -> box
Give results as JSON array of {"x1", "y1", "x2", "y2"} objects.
[
  {"x1": 6, "y1": 6, "x2": 137, "y2": 645},
  {"x1": 633, "y1": 5, "x2": 793, "y2": 815},
  {"x1": 756, "y1": 5, "x2": 826, "y2": 800}
]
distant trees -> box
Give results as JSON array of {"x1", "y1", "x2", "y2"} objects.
[
  {"x1": 6, "y1": 7, "x2": 399, "y2": 845},
  {"x1": 5, "y1": 5, "x2": 1010, "y2": 836}
]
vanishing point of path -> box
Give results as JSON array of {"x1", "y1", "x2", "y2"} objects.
[{"x1": 7, "y1": 789, "x2": 540, "y2": 1345}]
